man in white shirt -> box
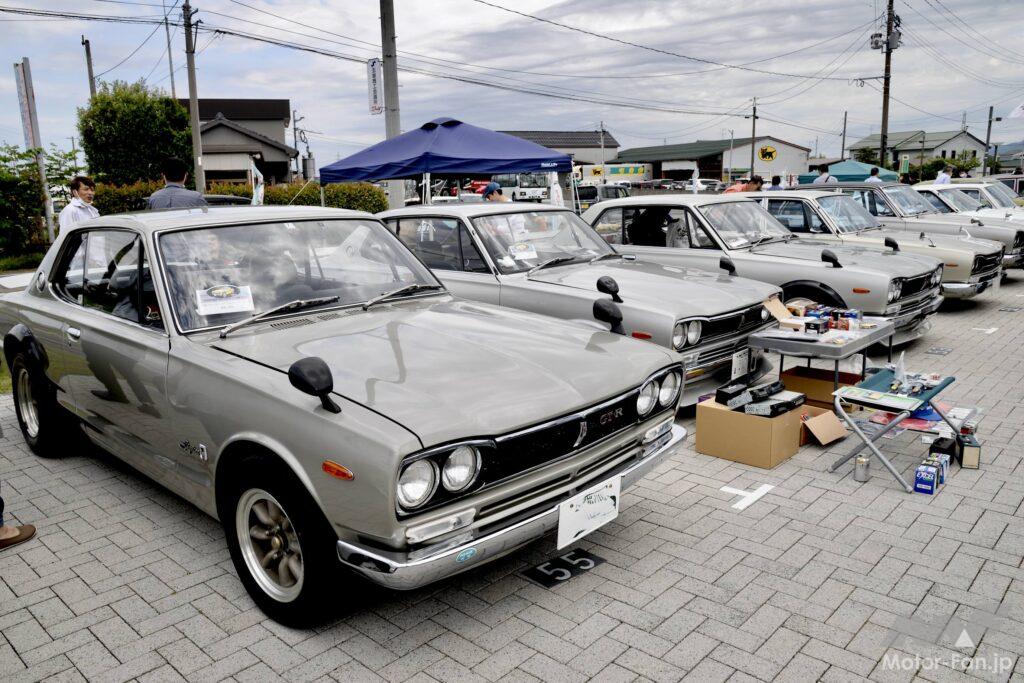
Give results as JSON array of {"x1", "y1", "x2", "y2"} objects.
[
  {"x1": 864, "y1": 167, "x2": 884, "y2": 183},
  {"x1": 934, "y1": 165, "x2": 953, "y2": 185},
  {"x1": 812, "y1": 167, "x2": 837, "y2": 185},
  {"x1": 58, "y1": 176, "x2": 99, "y2": 232}
]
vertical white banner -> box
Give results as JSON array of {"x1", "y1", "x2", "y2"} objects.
[
  {"x1": 250, "y1": 158, "x2": 264, "y2": 206},
  {"x1": 367, "y1": 58, "x2": 384, "y2": 115}
]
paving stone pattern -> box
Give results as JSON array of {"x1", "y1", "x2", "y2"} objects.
[{"x1": 2, "y1": 279, "x2": 1024, "y2": 682}]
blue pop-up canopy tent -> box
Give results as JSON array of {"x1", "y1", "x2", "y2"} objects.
[
  {"x1": 798, "y1": 159, "x2": 899, "y2": 184},
  {"x1": 319, "y1": 117, "x2": 572, "y2": 183}
]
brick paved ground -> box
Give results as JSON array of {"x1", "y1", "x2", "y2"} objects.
[{"x1": 1, "y1": 278, "x2": 1023, "y2": 682}]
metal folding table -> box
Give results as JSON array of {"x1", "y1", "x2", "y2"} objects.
[{"x1": 828, "y1": 369, "x2": 957, "y2": 492}]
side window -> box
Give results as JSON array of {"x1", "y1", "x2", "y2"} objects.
[
  {"x1": 394, "y1": 218, "x2": 461, "y2": 271},
  {"x1": 83, "y1": 231, "x2": 143, "y2": 323},
  {"x1": 766, "y1": 200, "x2": 809, "y2": 232},
  {"x1": 807, "y1": 207, "x2": 825, "y2": 232},
  {"x1": 848, "y1": 190, "x2": 871, "y2": 212},
  {"x1": 665, "y1": 209, "x2": 716, "y2": 249},
  {"x1": 56, "y1": 234, "x2": 87, "y2": 303},
  {"x1": 921, "y1": 192, "x2": 950, "y2": 212},
  {"x1": 624, "y1": 206, "x2": 670, "y2": 247},
  {"x1": 870, "y1": 192, "x2": 895, "y2": 216},
  {"x1": 457, "y1": 224, "x2": 490, "y2": 273},
  {"x1": 592, "y1": 208, "x2": 623, "y2": 244}
]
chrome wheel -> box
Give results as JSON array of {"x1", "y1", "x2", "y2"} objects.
[
  {"x1": 16, "y1": 367, "x2": 39, "y2": 438},
  {"x1": 235, "y1": 488, "x2": 304, "y2": 603}
]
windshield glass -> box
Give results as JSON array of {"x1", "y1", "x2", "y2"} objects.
[
  {"x1": 883, "y1": 186, "x2": 934, "y2": 215},
  {"x1": 937, "y1": 188, "x2": 983, "y2": 211},
  {"x1": 817, "y1": 195, "x2": 879, "y2": 233},
  {"x1": 986, "y1": 182, "x2": 1020, "y2": 207},
  {"x1": 158, "y1": 218, "x2": 438, "y2": 332},
  {"x1": 519, "y1": 173, "x2": 549, "y2": 188},
  {"x1": 471, "y1": 210, "x2": 613, "y2": 274},
  {"x1": 697, "y1": 201, "x2": 791, "y2": 248}
]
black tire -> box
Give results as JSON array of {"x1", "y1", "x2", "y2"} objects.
[
  {"x1": 10, "y1": 352, "x2": 70, "y2": 458},
  {"x1": 782, "y1": 285, "x2": 844, "y2": 308},
  {"x1": 219, "y1": 456, "x2": 340, "y2": 627}
]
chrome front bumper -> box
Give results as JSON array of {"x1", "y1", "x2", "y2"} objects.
[
  {"x1": 679, "y1": 350, "x2": 771, "y2": 406},
  {"x1": 1003, "y1": 249, "x2": 1024, "y2": 267},
  {"x1": 336, "y1": 424, "x2": 686, "y2": 590},
  {"x1": 882, "y1": 292, "x2": 943, "y2": 344}
]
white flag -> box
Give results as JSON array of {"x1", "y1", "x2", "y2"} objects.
[
  {"x1": 1009, "y1": 100, "x2": 1024, "y2": 119},
  {"x1": 691, "y1": 166, "x2": 703, "y2": 194},
  {"x1": 250, "y1": 159, "x2": 264, "y2": 206}
]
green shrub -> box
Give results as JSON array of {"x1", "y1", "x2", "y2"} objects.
[
  {"x1": 207, "y1": 183, "x2": 253, "y2": 199},
  {"x1": 0, "y1": 251, "x2": 45, "y2": 273},
  {"x1": 0, "y1": 144, "x2": 46, "y2": 255},
  {"x1": 93, "y1": 180, "x2": 163, "y2": 215},
  {"x1": 209, "y1": 181, "x2": 387, "y2": 213}
]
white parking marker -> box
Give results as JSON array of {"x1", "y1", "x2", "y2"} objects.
[
  {"x1": 971, "y1": 327, "x2": 998, "y2": 334},
  {"x1": 719, "y1": 484, "x2": 774, "y2": 511}
]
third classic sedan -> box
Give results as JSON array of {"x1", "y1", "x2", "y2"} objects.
[
  {"x1": 379, "y1": 203, "x2": 782, "y2": 405},
  {"x1": 915, "y1": 183, "x2": 1024, "y2": 223},
  {"x1": 581, "y1": 195, "x2": 945, "y2": 344},
  {"x1": 743, "y1": 189, "x2": 1004, "y2": 299}
]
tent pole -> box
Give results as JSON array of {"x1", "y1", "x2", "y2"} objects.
[
  {"x1": 423, "y1": 172, "x2": 431, "y2": 205},
  {"x1": 571, "y1": 172, "x2": 580, "y2": 214}
]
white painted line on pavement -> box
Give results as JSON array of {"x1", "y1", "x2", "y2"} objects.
[
  {"x1": 971, "y1": 327, "x2": 998, "y2": 334},
  {"x1": 719, "y1": 484, "x2": 774, "y2": 511}
]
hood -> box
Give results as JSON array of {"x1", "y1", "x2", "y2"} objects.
[
  {"x1": 524, "y1": 258, "x2": 779, "y2": 317},
  {"x1": 211, "y1": 297, "x2": 673, "y2": 446},
  {"x1": 751, "y1": 239, "x2": 939, "y2": 277},
  {"x1": 843, "y1": 228, "x2": 1002, "y2": 256}
]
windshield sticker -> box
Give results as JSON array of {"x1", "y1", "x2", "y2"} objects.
[
  {"x1": 508, "y1": 243, "x2": 538, "y2": 261},
  {"x1": 727, "y1": 237, "x2": 748, "y2": 248},
  {"x1": 195, "y1": 284, "x2": 255, "y2": 316}
]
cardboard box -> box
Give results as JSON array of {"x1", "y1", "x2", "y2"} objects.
[
  {"x1": 695, "y1": 399, "x2": 801, "y2": 468},
  {"x1": 914, "y1": 463, "x2": 939, "y2": 494},
  {"x1": 798, "y1": 405, "x2": 848, "y2": 446},
  {"x1": 780, "y1": 366, "x2": 862, "y2": 406}
]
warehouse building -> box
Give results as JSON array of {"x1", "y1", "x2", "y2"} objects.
[{"x1": 612, "y1": 136, "x2": 810, "y2": 181}]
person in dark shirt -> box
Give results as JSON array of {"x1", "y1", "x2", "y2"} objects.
[{"x1": 147, "y1": 157, "x2": 209, "y2": 209}]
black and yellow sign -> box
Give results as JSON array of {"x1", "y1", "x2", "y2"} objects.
[
  {"x1": 592, "y1": 166, "x2": 603, "y2": 175},
  {"x1": 758, "y1": 146, "x2": 778, "y2": 162}
]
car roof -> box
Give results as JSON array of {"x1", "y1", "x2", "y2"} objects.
[
  {"x1": 827, "y1": 181, "x2": 902, "y2": 188},
  {"x1": 734, "y1": 189, "x2": 841, "y2": 200},
  {"x1": 379, "y1": 202, "x2": 571, "y2": 219},
  {"x1": 67, "y1": 205, "x2": 374, "y2": 235},
  {"x1": 579, "y1": 193, "x2": 753, "y2": 209}
]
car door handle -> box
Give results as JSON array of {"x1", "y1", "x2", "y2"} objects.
[{"x1": 66, "y1": 327, "x2": 81, "y2": 342}]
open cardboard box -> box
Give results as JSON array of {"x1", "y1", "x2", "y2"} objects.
[
  {"x1": 781, "y1": 366, "x2": 862, "y2": 409},
  {"x1": 696, "y1": 399, "x2": 802, "y2": 468},
  {"x1": 799, "y1": 404, "x2": 849, "y2": 447}
]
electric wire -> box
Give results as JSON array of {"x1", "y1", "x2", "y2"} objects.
[{"x1": 94, "y1": 0, "x2": 178, "y2": 77}]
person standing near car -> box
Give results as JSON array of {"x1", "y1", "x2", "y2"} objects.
[
  {"x1": 767, "y1": 175, "x2": 784, "y2": 191},
  {"x1": 0, "y1": 484, "x2": 36, "y2": 553},
  {"x1": 934, "y1": 165, "x2": 953, "y2": 185},
  {"x1": 812, "y1": 166, "x2": 837, "y2": 185},
  {"x1": 148, "y1": 157, "x2": 208, "y2": 209},
  {"x1": 58, "y1": 175, "x2": 99, "y2": 232},
  {"x1": 482, "y1": 182, "x2": 511, "y2": 202},
  {"x1": 865, "y1": 167, "x2": 884, "y2": 183},
  {"x1": 724, "y1": 175, "x2": 764, "y2": 193}
]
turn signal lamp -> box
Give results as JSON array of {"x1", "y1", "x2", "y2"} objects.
[{"x1": 322, "y1": 460, "x2": 354, "y2": 480}]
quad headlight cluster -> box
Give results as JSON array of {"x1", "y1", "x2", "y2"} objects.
[
  {"x1": 672, "y1": 320, "x2": 703, "y2": 350},
  {"x1": 397, "y1": 444, "x2": 483, "y2": 511},
  {"x1": 887, "y1": 278, "x2": 903, "y2": 303},
  {"x1": 637, "y1": 369, "x2": 683, "y2": 417},
  {"x1": 930, "y1": 266, "x2": 943, "y2": 286}
]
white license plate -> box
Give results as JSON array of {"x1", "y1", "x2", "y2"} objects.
[
  {"x1": 731, "y1": 349, "x2": 750, "y2": 380},
  {"x1": 556, "y1": 476, "x2": 620, "y2": 549}
]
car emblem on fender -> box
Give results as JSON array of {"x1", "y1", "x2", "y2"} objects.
[{"x1": 572, "y1": 420, "x2": 588, "y2": 448}]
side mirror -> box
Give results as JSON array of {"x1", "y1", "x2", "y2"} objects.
[
  {"x1": 288, "y1": 357, "x2": 342, "y2": 414},
  {"x1": 719, "y1": 256, "x2": 736, "y2": 275},
  {"x1": 593, "y1": 299, "x2": 625, "y2": 335},
  {"x1": 596, "y1": 275, "x2": 623, "y2": 303},
  {"x1": 821, "y1": 249, "x2": 842, "y2": 268},
  {"x1": 884, "y1": 236, "x2": 900, "y2": 251}
]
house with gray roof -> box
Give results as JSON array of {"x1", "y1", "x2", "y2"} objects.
[
  {"x1": 846, "y1": 129, "x2": 987, "y2": 167},
  {"x1": 499, "y1": 130, "x2": 620, "y2": 164}
]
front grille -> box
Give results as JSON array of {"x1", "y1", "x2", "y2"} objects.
[
  {"x1": 698, "y1": 303, "x2": 767, "y2": 344},
  {"x1": 899, "y1": 273, "x2": 932, "y2": 299},
  {"x1": 973, "y1": 252, "x2": 1002, "y2": 274},
  {"x1": 1015, "y1": 232, "x2": 1024, "y2": 249}
]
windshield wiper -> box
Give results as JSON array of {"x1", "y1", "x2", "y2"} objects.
[
  {"x1": 748, "y1": 236, "x2": 775, "y2": 248},
  {"x1": 361, "y1": 283, "x2": 443, "y2": 311},
  {"x1": 589, "y1": 252, "x2": 625, "y2": 264},
  {"x1": 219, "y1": 296, "x2": 340, "y2": 339},
  {"x1": 527, "y1": 256, "x2": 577, "y2": 275}
]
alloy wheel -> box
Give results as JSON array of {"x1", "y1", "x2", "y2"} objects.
[
  {"x1": 16, "y1": 367, "x2": 39, "y2": 438},
  {"x1": 235, "y1": 488, "x2": 304, "y2": 602}
]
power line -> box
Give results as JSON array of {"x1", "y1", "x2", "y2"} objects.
[
  {"x1": 94, "y1": 0, "x2": 178, "y2": 78},
  {"x1": 901, "y1": 27, "x2": 1024, "y2": 89},
  {"x1": 468, "y1": 0, "x2": 880, "y2": 82},
  {"x1": 759, "y1": 25, "x2": 874, "y2": 106},
  {"x1": 906, "y1": 0, "x2": 1024, "y2": 66},
  {"x1": 928, "y1": 0, "x2": 1024, "y2": 63}
]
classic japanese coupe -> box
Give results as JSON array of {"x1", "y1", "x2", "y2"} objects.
[
  {"x1": 0, "y1": 206, "x2": 686, "y2": 624},
  {"x1": 742, "y1": 189, "x2": 1004, "y2": 299},
  {"x1": 379, "y1": 203, "x2": 783, "y2": 405},
  {"x1": 581, "y1": 195, "x2": 945, "y2": 344},
  {"x1": 915, "y1": 183, "x2": 1024, "y2": 223}
]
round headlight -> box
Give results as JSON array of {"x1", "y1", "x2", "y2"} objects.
[
  {"x1": 761, "y1": 306, "x2": 769, "y2": 321},
  {"x1": 637, "y1": 380, "x2": 659, "y2": 416},
  {"x1": 686, "y1": 320, "x2": 702, "y2": 346},
  {"x1": 441, "y1": 446, "x2": 479, "y2": 492},
  {"x1": 397, "y1": 460, "x2": 436, "y2": 509},
  {"x1": 672, "y1": 322, "x2": 685, "y2": 349},
  {"x1": 658, "y1": 372, "x2": 681, "y2": 407}
]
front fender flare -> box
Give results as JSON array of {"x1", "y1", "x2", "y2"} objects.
[
  {"x1": 4, "y1": 323, "x2": 49, "y2": 371},
  {"x1": 779, "y1": 280, "x2": 847, "y2": 307}
]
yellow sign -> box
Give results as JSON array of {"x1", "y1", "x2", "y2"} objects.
[
  {"x1": 758, "y1": 146, "x2": 777, "y2": 162},
  {"x1": 592, "y1": 166, "x2": 603, "y2": 175}
]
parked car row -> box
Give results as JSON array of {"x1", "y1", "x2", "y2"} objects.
[{"x1": 1, "y1": 181, "x2": 1014, "y2": 626}]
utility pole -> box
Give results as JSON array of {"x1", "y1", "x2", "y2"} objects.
[
  {"x1": 878, "y1": 0, "x2": 897, "y2": 169},
  {"x1": 840, "y1": 111, "x2": 848, "y2": 160},
  {"x1": 982, "y1": 106, "x2": 1002, "y2": 176},
  {"x1": 748, "y1": 97, "x2": 757, "y2": 179},
  {"x1": 67, "y1": 136, "x2": 78, "y2": 170},
  {"x1": 81, "y1": 36, "x2": 96, "y2": 97},
  {"x1": 380, "y1": 0, "x2": 403, "y2": 209},
  {"x1": 599, "y1": 120, "x2": 606, "y2": 184},
  {"x1": 162, "y1": 0, "x2": 176, "y2": 98},
  {"x1": 292, "y1": 109, "x2": 304, "y2": 178},
  {"x1": 182, "y1": 0, "x2": 205, "y2": 190},
  {"x1": 726, "y1": 129, "x2": 734, "y2": 182},
  {"x1": 14, "y1": 58, "x2": 55, "y2": 242}
]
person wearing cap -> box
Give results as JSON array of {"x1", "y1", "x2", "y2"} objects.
[
  {"x1": 0, "y1": 484, "x2": 35, "y2": 553},
  {"x1": 482, "y1": 182, "x2": 511, "y2": 202}
]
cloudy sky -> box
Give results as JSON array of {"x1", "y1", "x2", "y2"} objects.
[{"x1": 2, "y1": 0, "x2": 1024, "y2": 170}]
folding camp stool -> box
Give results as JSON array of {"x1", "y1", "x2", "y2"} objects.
[{"x1": 828, "y1": 368, "x2": 957, "y2": 492}]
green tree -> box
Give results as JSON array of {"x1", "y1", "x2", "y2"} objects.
[
  {"x1": 45, "y1": 143, "x2": 85, "y2": 204},
  {"x1": 853, "y1": 148, "x2": 880, "y2": 165},
  {"x1": 77, "y1": 80, "x2": 191, "y2": 185},
  {"x1": 0, "y1": 144, "x2": 45, "y2": 255}
]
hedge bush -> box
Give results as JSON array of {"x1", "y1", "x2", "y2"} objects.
[
  {"x1": 93, "y1": 180, "x2": 163, "y2": 215},
  {"x1": 208, "y1": 181, "x2": 388, "y2": 213}
]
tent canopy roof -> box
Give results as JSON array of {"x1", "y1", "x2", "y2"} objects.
[
  {"x1": 319, "y1": 117, "x2": 572, "y2": 183},
  {"x1": 797, "y1": 159, "x2": 899, "y2": 184}
]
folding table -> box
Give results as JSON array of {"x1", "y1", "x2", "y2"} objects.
[{"x1": 828, "y1": 368, "x2": 957, "y2": 492}]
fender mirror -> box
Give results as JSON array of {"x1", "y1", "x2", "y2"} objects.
[
  {"x1": 719, "y1": 256, "x2": 736, "y2": 275},
  {"x1": 593, "y1": 299, "x2": 625, "y2": 335},
  {"x1": 596, "y1": 275, "x2": 623, "y2": 303},
  {"x1": 288, "y1": 357, "x2": 342, "y2": 413},
  {"x1": 821, "y1": 249, "x2": 842, "y2": 268},
  {"x1": 884, "y1": 236, "x2": 900, "y2": 251}
]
